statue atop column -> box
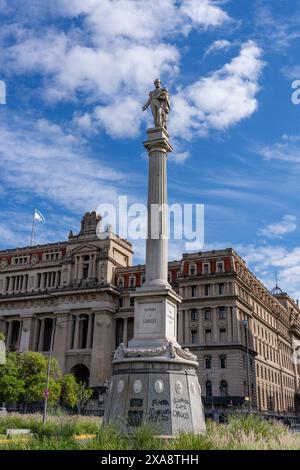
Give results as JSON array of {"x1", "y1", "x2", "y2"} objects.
[{"x1": 142, "y1": 79, "x2": 170, "y2": 129}]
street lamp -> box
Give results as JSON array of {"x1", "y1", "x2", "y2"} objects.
[
  {"x1": 243, "y1": 319, "x2": 252, "y2": 414},
  {"x1": 0, "y1": 338, "x2": 7, "y2": 416},
  {"x1": 42, "y1": 316, "x2": 84, "y2": 426}
]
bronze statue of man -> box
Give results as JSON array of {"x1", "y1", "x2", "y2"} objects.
[{"x1": 142, "y1": 79, "x2": 170, "y2": 129}]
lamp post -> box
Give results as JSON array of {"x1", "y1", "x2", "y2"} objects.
[
  {"x1": 42, "y1": 316, "x2": 84, "y2": 426},
  {"x1": 243, "y1": 319, "x2": 252, "y2": 414},
  {"x1": 0, "y1": 338, "x2": 7, "y2": 416}
]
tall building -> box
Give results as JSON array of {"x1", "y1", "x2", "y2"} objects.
[{"x1": 0, "y1": 213, "x2": 299, "y2": 421}]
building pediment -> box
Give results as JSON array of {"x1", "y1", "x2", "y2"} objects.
[{"x1": 68, "y1": 243, "x2": 101, "y2": 255}]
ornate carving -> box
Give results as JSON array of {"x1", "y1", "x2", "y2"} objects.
[
  {"x1": 174, "y1": 347, "x2": 197, "y2": 362},
  {"x1": 113, "y1": 341, "x2": 197, "y2": 363}
]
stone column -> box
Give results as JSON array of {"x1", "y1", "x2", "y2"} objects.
[
  {"x1": 184, "y1": 310, "x2": 190, "y2": 345},
  {"x1": 73, "y1": 316, "x2": 80, "y2": 349},
  {"x1": 77, "y1": 257, "x2": 83, "y2": 281},
  {"x1": 199, "y1": 308, "x2": 204, "y2": 345},
  {"x1": 123, "y1": 317, "x2": 128, "y2": 346},
  {"x1": 143, "y1": 127, "x2": 173, "y2": 289},
  {"x1": 88, "y1": 257, "x2": 93, "y2": 278},
  {"x1": 87, "y1": 314, "x2": 93, "y2": 349},
  {"x1": 232, "y1": 306, "x2": 240, "y2": 343},
  {"x1": 212, "y1": 307, "x2": 218, "y2": 343},
  {"x1": 89, "y1": 311, "x2": 114, "y2": 387},
  {"x1": 52, "y1": 313, "x2": 69, "y2": 373},
  {"x1": 227, "y1": 306, "x2": 233, "y2": 342},
  {"x1": 6, "y1": 322, "x2": 12, "y2": 349},
  {"x1": 177, "y1": 308, "x2": 184, "y2": 344},
  {"x1": 19, "y1": 316, "x2": 34, "y2": 352},
  {"x1": 38, "y1": 319, "x2": 45, "y2": 351}
]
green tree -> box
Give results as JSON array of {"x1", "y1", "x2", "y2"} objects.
[
  {"x1": 24, "y1": 373, "x2": 61, "y2": 405},
  {"x1": 0, "y1": 375, "x2": 25, "y2": 403},
  {"x1": 18, "y1": 351, "x2": 61, "y2": 380},
  {"x1": 76, "y1": 382, "x2": 93, "y2": 414},
  {"x1": 60, "y1": 374, "x2": 78, "y2": 409}
]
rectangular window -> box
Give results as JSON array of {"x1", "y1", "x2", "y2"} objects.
[
  {"x1": 205, "y1": 355, "x2": 212, "y2": 369},
  {"x1": 218, "y1": 283, "x2": 225, "y2": 295},
  {"x1": 218, "y1": 307, "x2": 226, "y2": 319},
  {"x1": 204, "y1": 309, "x2": 211, "y2": 321},
  {"x1": 217, "y1": 262, "x2": 224, "y2": 273},
  {"x1": 220, "y1": 354, "x2": 226, "y2": 369},
  {"x1": 203, "y1": 263, "x2": 210, "y2": 274},
  {"x1": 191, "y1": 309, "x2": 197, "y2": 321},
  {"x1": 204, "y1": 284, "x2": 210, "y2": 296},
  {"x1": 191, "y1": 285, "x2": 196, "y2": 297},
  {"x1": 189, "y1": 265, "x2": 196, "y2": 276},
  {"x1": 205, "y1": 328, "x2": 212, "y2": 343},
  {"x1": 220, "y1": 328, "x2": 226, "y2": 343},
  {"x1": 191, "y1": 329, "x2": 198, "y2": 344}
]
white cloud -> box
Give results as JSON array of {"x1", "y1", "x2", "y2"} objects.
[
  {"x1": 258, "y1": 215, "x2": 297, "y2": 239},
  {"x1": 205, "y1": 39, "x2": 232, "y2": 56},
  {"x1": 282, "y1": 65, "x2": 300, "y2": 80},
  {"x1": 0, "y1": 116, "x2": 130, "y2": 213},
  {"x1": 171, "y1": 41, "x2": 265, "y2": 139},
  {"x1": 0, "y1": 0, "x2": 232, "y2": 139},
  {"x1": 258, "y1": 135, "x2": 300, "y2": 163},
  {"x1": 169, "y1": 151, "x2": 191, "y2": 164},
  {"x1": 180, "y1": 0, "x2": 230, "y2": 28},
  {"x1": 238, "y1": 244, "x2": 300, "y2": 300}
]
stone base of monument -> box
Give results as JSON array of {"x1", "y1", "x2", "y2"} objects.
[{"x1": 104, "y1": 344, "x2": 206, "y2": 435}]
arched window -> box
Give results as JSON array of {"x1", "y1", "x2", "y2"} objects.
[
  {"x1": 220, "y1": 380, "x2": 228, "y2": 396},
  {"x1": 70, "y1": 364, "x2": 90, "y2": 386},
  {"x1": 189, "y1": 264, "x2": 196, "y2": 276},
  {"x1": 206, "y1": 380, "x2": 212, "y2": 397}
]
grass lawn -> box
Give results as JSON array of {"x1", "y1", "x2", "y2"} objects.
[{"x1": 0, "y1": 413, "x2": 299, "y2": 450}]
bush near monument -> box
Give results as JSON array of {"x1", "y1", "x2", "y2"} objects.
[{"x1": 0, "y1": 351, "x2": 92, "y2": 410}]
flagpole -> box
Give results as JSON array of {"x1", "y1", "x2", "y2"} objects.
[{"x1": 30, "y1": 211, "x2": 36, "y2": 246}]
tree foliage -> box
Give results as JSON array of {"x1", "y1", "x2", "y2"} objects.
[
  {"x1": 59, "y1": 374, "x2": 78, "y2": 409},
  {"x1": 76, "y1": 382, "x2": 93, "y2": 413},
  {"x1": 0, "y1": 351, "x2": 93, "y2": 410}
]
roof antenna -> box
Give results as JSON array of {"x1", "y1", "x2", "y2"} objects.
[{"x1": 271, "y1": 268, "x2": 283, "y2": 295}]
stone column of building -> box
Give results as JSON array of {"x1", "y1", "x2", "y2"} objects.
[
  {"x1": 89, "y1": 310, "x2": 114, "y2": 388},
  {"x1": 38, "y1": 319, "x2": 45, "y2": 351},
  {"x1": 73, "y1": 315, "x2": 80, "y2": 349},
  {"x1": 19, "y1": 315, "x2": 34, "y2": 352},
  {"x1": 199, "y1": 308, "x2": 204, "y2": 344},
  {"x1": 52, "y1": 312, "x2": 70, "y2": 373},
  {"x1": 177, "y1": 308, "x2": 184, "y2": 344},
  {"x1": 212, "y1": 307, "x2": 218, "y2": 343},
  {"x1": 184, "y1": 310, "x2": 190, "y2": 345},
  {"x1": 86, "y1": 314, "x2": 94, "y2": 349},
  {"x1": 105, "y1": 101, "x2": 206, "y2": 435},
  {"x1": 8, "y1": 277, "x2": 13, "y2": 293},
  {"x1": 227, "y1": 307, "x2": 233, "y2": 342},
  {"x1": 123, "y1": 317, "x2": 128, "y2": 346},
  {"x1": 6, "y1": 321, "x2": 12, "y2": 348}
]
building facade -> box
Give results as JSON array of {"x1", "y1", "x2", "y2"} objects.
[{"x1": 1, "y1": 213, "x2": 300, "y2": 420}]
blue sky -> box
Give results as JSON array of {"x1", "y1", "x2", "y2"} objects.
[{"x1": 0, "y1": 0, "x2": 300, "y2": 298}]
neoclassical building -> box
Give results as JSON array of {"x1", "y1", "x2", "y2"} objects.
[{"x1": 0, "y1": 212, "x2": 299, "y2": 420}]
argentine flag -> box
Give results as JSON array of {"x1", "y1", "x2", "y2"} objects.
[{"x1": 34, "y1": 209, "x2": 45, "y2": 224}]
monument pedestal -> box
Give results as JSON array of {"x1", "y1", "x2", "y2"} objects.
[
  {"x1": 104, "y1": 353, "x2": 205, "y2": 435},
  {"x1": 104, "y1": 120, "x2": 206, "y2": 435}
]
